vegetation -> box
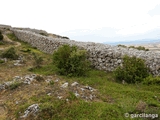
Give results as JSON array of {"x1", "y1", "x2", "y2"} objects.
[
  {"x1": 1, "y1": 47, "x2": 19, "y2": 60},
  {"x1": 143, "y1": 75, "x2": 160, "y2": 85},
  {"x1": 6, "y1": 33, "x2": 19, "y2": 41},
  {"x1": 117, "y1": 44, "x2": 127, "y2": 48},
  {"x1": 39, "y1": 32, "x2": 47, "y2": 36},
  {"x1": 32, "y1": 52, "x2": 43, "y2": 68},
  {"x1": 53, "y1": 44, "x2": 90, "y2": 77},
  {"x1": 114, "y1": 55, "x2": 149, "y2": 83},
  {"x1": 117, "y1": 44, "x2": 149, "y2": 51},
  {"x1": 1, "y1": 31, "x2": 160, "y2": 120},
  {"x1": 62, "y1": 36, "x2": 70, "y2": 39},
  {"x1": 129, "y1": 46, "x2": 149, "y2": 51},
  {"x1": 9, "y1": 82, "x2": 22, "y2": 90},
  {"x1": 0, "y1": 31, "x2": 3, "y2": 40},
  {"x1": 0, "y1": 59, "x2": 4, "y2": 64}
]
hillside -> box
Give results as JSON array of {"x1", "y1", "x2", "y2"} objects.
[
  {"x1": 0, "y1": 26, "x2": 160, "y2": 120},
  {"x1": 104, "y1": 39, "x2": 160, "y2": 53}
]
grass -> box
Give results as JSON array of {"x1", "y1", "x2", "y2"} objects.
[
  {"x1": 16, "y1": 65, "x2": 160, "y2": 119},
  {"x1": 1, "y1": 32, "x2": 160, "y2": 120},
  {"x1": 8, "y1": 82, "x2": 22, "y2": 90}
]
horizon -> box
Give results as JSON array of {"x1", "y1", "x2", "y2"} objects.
[{"x1": 1, "y1": 0, "x2": 160, "y2": 43}]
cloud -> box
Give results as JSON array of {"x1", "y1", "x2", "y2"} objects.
[
  {"x1": 148, "y1": 4, "x2": 160, "y2": 16},
  {"x1": 62, "y1": 27, "x2": 160, "y2": 43}
]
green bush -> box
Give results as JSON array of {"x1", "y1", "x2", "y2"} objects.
[
  {"x1": 32, "y1": 52, "x2": 43, "y2": 68},
  {"x1": 114, "y1": 55, "x2": 149, "y2": 83},
  {"x1": 1, "y1": 47, "x2": 19, "y2": 60},
  {"x1": 143, "y1": 75, "x2": 160, "y2": 85},
  {"x1": 52, "y1": 44, "x2": 90, "y2": 77},
  {"x1": 129, "y1": 46, "x2": 149, "y2": 51},
  {"x1": 117, "y1": 44, "x2": 127, "y2": 48}
]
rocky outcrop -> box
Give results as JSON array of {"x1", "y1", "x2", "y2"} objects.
[{"x1": 11, "y1": 28, "x2": 160, "y2": 76}]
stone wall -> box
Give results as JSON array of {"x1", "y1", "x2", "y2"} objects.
[{"x1": 11, "y1": 28, "x2": 160, "y2": 76}]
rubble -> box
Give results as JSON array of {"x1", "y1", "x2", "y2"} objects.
[{"x1": 20, "y1": 104, "x2": 39, "y2": 118}]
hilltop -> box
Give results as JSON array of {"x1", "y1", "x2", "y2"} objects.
[{"x1": 0, "y1": 25, "x2": 160, "y2": 120}]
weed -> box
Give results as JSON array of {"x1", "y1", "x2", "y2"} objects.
[
  {"x1": 0, "y1": 41, "x2": 4, "y2": 45},
  {"x1": 32, "y1": 52, "x2": 43, "y2": 68},
  {"x1": 1, "y1": 47, "x2": 19, "y2": 60},
  {"x1": 129, "y1": 46, "x2": 149, "y2": 51},
  {"x1": 143, "y1": 75, "x2": 160, "y2": 85},
  {"x1": 9, "y1": 82, "x2": 22, "y2": 90},
  {"x1": 20, "y1": 48, "x2": 31, "y2": 53},
  {"x1": 49, "y1": 80, "x2": 54, "y2": 85},
  {"x1": 35, "y1": 75, "x2": 44, "y2": 82},
  {"x1": 0, "y1": 59, "x2": 4, "y2": 64}
]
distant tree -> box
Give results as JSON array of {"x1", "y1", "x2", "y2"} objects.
[
  {"x1": 129, "y1": 46, "x2": 149, "y2": 51},
  {"x1": 117, "y1": 44, "x2": 127, "y2": 48},
  {"x1": 62, "y1": 36, "x2": 70, "y2": 39}
]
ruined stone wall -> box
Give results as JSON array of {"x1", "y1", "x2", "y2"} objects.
[{"x1": 11, "y1": 29, "x2": 160, "y2": 76}]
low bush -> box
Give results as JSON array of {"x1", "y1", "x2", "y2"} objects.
[
  {"x1": 1, "y1": 47, "x2": 19, "y2": 60},
  {"x1": 114, "y1": 55, "x2": 149, "y2": 83},
  {"x1": 0, "y1": 59, "x2": 4, "y2": 64},
  {"x1": 53, "y1": 44, "x2": 90, "y2": 77},
  {"x1": 35, "y1": 75, "x2": 44, "y2": 82},
  {"x1": 117, "y1": 44, "x2": 127, "y2": 48},
  {"x1": 39, "y1": 33, "x2": 47, "y2": 36},
  {"x1": 32, "y1": 52, "x2": 43, "y2": 68},
  {"x1": 9, "y1": 82, "x2": 22, "y2": 90},
  {"x1": 129, "y1": 46, "x2": 149, "y2": 51},
  {"x1": 143, "y1": 75, "x2": 160, "y2": 85},
  {"x1": 0, "y1": 31, "x2": 3, "y2": 40}
]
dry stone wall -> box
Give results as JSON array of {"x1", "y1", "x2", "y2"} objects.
[{"x1": 11, "y1": 28, "x2": 160, "y2": 76}]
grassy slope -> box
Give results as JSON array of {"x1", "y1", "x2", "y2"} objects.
[{"x1": 0, "y1": 33, "x2": 159, "y2": 120}]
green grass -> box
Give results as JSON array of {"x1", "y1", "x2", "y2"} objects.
[
  {"x1": 6, "y1": 33, "x2": 19, "y2": 42},
  {"x1": 9, "y1": 82, "x2": 22, "y2": 90},
  {"x1": 23, "y1": 65, "x2": 160, "y2": 119},
  {"x1": 5, "y1": 32, "x2": 160, "y2": 120}
]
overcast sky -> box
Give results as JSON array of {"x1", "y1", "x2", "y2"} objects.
[{"x1": 1, "y1": 0, "x2": 160, "y2": 43}]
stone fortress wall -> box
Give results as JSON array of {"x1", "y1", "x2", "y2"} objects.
[{"x1": 11, "y1": 28, "x2": 160, "y2": 76}]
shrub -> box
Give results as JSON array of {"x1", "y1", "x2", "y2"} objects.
[
  {"x1": 9, "y1": 82, "x2": 21, "y2": 90},
  {"x1": 39, "y1": 33, "x2": 47, "y2": 36},
  {"x1": 32, "y1": 52, "x2": 43, "y2": 68},
  {"x1": 52, "y1": 44, "x2": 90, "y2": 77},
  {"x1": 0, "y1": 31, "x2": 3, "y2": 40},
  {"x1": 143, "y1": 75, "x2": 160, "y2": 85},
  {"x1": 113, "y1": 55, "x2": 149, "y2": 83},
  {"x1": 1, "y1": 47, "x2": 19, "y2": 60},
  {"x1": 117, "y1": 44, "x2": 127, "y2": 48},
  {"x1": 0, "y1": 59, "x2": 4, "y2": 64},
  {"x1": 35, "y1": 75, "x2": 44, "y2": 82},
  {"x1": 129, "y1": 46, "x2": 149, "y2": 51},
  {"x1": 62, "y1": 36, "x2": 70, "y2": 39}
]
